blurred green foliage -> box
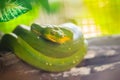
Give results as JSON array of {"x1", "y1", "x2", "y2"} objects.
[
  {"x1": 84, "y1": 0, "x2": 120, "y2": 35},
  {"x1": 0, "y1": 0, "x2": 50, "y2": 33},
  {"x1": 0, "y1": 0, "x2": 32, "y2": 22},
  {"x1": 0, "y1": 0, "x2": 62, "y2": 34},
  {"x1": 49, "y1": 1, "x2": 62, "y2": 13},
  {"x1": 0, "y1": 5, "x2": 39, "y2": 33},
  {"x1": 1, "y1": 0, "x2": 119, "y2": 37}
]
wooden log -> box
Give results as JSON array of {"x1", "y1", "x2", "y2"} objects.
[{"x1": 0, "y1": 35, "x2": 120, "y2": 80}]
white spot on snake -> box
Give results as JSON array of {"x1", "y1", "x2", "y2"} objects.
[
  {"x1": 75, "y1": 59, "x2": 79, "y2": 62},
  {"x1": 68, "y1": 48, "x2": 71, "y2": 50},
  {"x1": 49, "y1": 63, "x2": 52, "y2": 66},
  {"x1": 75, "y1": 56, "x2": 78, "y2": 58},
  {"x1": 45, "y1": 62, "x2": 52, "y2": 66},
  {"x1": 46, "y1": 62, "x2": 49, "y2": 65},
  {"x1": 37, "y1": 36, "x2": 39, "y2": 39},
  {"x1": 73, "y1": 61, "x2": 76, "y2": 64}
]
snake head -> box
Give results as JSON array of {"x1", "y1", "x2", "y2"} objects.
[{"x1": 31, "y1": 24, "x2": 73, "y2": 44}]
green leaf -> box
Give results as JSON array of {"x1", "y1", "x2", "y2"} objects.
[
  {"x1": 39, "y1": 0, "x2": 50, "y2": 13},
  {"x1": 0, "y1": 0, "x2": 32, "y2": 22},
  {"x1": 25, "y1": 0, "x2": 50, "y2": 13}
]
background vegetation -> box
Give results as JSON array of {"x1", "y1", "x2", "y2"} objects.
[{"x1": 0, "y1": 0, "x2": 120, "y2": 38}]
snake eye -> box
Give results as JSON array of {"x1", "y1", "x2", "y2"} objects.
[
  {"x1": 52, "y1": 27, "x2": 65, "y2": 37},
  {"x1": 50, "y1": 30, "x2": 56, "y2": 35}
]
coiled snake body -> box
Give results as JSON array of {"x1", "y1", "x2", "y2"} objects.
[{"x1": 1, "y1": 23, "x2": 87, "y2": 72}]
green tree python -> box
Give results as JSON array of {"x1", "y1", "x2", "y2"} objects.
[{"x1": 1, "y1": 23, "x2": 87, "y2": 72}]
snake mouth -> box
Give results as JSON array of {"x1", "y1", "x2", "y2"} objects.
[{"x1": 45, "y1": 34, "x2": 71, "y2": 44}]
